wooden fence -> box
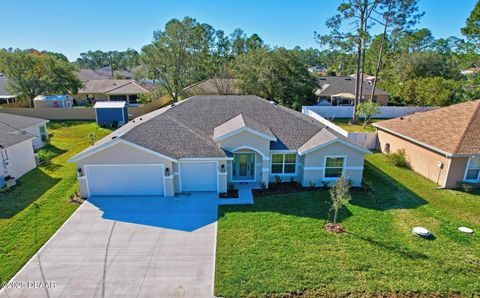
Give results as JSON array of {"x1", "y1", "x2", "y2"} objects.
[{"x1": 0, "y1": 97, "x2": 172, "y2": 120}]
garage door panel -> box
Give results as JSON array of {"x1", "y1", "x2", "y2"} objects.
[
  {"x1": 180, "y1": 162, "x2": 217, "y2": 192},
  {"x1": 87, "y1": 165, "x2": 164, "y2": 196}
]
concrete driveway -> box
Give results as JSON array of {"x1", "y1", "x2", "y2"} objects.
[{"x1": 0, "y1": 193, "x2": 218, "y2": 298}]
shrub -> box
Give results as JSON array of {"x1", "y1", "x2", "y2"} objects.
[
  {"x1": 387, "y1": 149, "x2": 409, "y2": 168},
  {"x1": 273, "y1": 176, "x2": 282, "y2": 188},
  {"x1": 458, "y1": 181, "x2": 475, "y2": 193},
  {"x1": 322, "y1": 181, "x2": 330, "y2": 189},
  {"x1": 329, "y1": 176, "x2": 352, "y2": 226},
  {"x1": 228, "y1": 182, "x2": 236, "y2": 191},
  {"x1": 260, "y1": 181, "x2": 267, "y2": 190},
  {"x1": 36, "y1": 148, "x2": 56, "y2": 164}
]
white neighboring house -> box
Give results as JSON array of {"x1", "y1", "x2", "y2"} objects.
[
  {"x1": 0, "y1": 113, "x2": 49, "y2": 150},
  {"x1": 0, "y1": 133, "x2": 37, "y2": 186}
]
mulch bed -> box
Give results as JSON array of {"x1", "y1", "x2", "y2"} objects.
[
  {"x1": 252, "y1": 182, "x2": 369, "y2": 198},
  {"x1": 219, "y1": 189, "x2": 239, "y2": 199}
]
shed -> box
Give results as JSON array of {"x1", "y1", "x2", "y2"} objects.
[
  {"x1": 94, "y1": 101, "x2": 128, "y2": 127},
  {"x1": 33, "y1": 95, "x2": 73, "y2": 108}
]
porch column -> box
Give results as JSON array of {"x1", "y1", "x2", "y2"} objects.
[{"x1": 261, "y1": 158, "x2": 270, "y2": 188}]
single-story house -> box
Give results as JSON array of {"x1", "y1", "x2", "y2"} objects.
[
  {"x1": 316, "y1": 76, "x2": 389, "y2": 106},
  {"x1": 0, "y1": 113, "x2": 49, "y2": 149},
  {"x1": 76, "y1": 67, "x2": 133, "y2": 81},
  {"x1": 72, "y1": 79, "x2": 149, "y2": 105},
  {"x1": 0, "y1": 133, "x2": 37, "y2": 186},
  {"x1": 374, "y1": 100, "x2": 480, "y2": 188},
  {"x1": 182, "y1": 78, "x2": 241, "y2": 97},
  {"x1": 69, "y1": 95, "x2": 370, "y2": 198},
  {"x1": 0, "y1": 73, "x2": 17, "y2": 105}
]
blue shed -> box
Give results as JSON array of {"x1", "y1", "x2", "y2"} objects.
[{"x1": 94, "y1": 101, "x2": 128, "y2": 127}]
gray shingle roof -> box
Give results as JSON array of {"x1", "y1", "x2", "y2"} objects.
[
  {"x1": 316, "y1": 76, "x2": 388, "y2": 96},
  {"x1": 0, "y1": 133, "x2": 33, "y2": 148},
  {"x1": 213, "y1": 114, "x2": 275, "y2": 141},
  {"x1": 78, "y1": 80, "x2": 148, "y2": 94},
  {"x1": 0, "y1": 113, "x2": 47, "y2": 133},
  {"x1": 120, "y1": 95, "x2": 360, "y2": 159}
]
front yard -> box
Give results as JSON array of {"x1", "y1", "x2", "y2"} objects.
[
  {"x1": 215, "y1": 153, "x2": 480, "y2": 297},
  {"x1": 0, "y1": 122, "x2": 110, "y2": 284}
]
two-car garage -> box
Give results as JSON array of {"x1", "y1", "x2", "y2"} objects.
[{"x1": 84, "y1": 162, "x2": 218, "y2": 197}]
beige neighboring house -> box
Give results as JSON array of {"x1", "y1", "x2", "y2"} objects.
[
  {"x1": 0, "y1": 113, "x2": 49, "y2": 149},
  {"x1": 0, "y1": 133, "x2": 37, "y2": 186},
  {"x1": 316, "y1": 76, "x2": 389, "y2": 106},
  {"x1": 69, "y1": 95, "x2": 370, "y2": 198},
  {"x1": 182, "y1": 78, "x2": 241, "y2": 96},
  {"x1": 374, "y1": 100, "x2": 480, "y2": 188},
  {"x1": 72, "y1": 79, "x2": 149, "y2": 105}
]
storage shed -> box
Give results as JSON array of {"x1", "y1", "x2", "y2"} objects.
[{"x1": 94, "y1": 101, "x2": 128, "y2": 127}]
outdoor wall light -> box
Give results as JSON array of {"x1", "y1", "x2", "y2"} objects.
[
  {"x1": 77, "y1": 168, "x2": 83, "y2": 177},
  {"x1": 165, "y1": 167, "x2": 170, "y2": 177},
  {"x1": 220, "y1": 164, "x2": 226, "y2": 173}
]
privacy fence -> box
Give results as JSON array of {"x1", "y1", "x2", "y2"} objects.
[
  {"x1": 0, "y1": 97, "x2": 172, "y2": 120},
  {"x1": 302, "y1": 105, "x2": 436, "y2": 119}
]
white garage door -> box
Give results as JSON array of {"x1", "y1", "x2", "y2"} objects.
[
  {"x1": 86, "y1": 164, "x2": 164, "y2": 196},
  {"x1": 180, "y1": 162, "x2": 217, "y2": 192}
]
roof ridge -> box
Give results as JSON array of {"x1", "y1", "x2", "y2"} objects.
[
  {"x1": 453, "y1": 100, "x2": 480, "y2": 154},
  {"x1": 105, "y1": 80, "x2": 133, "y2": 93}
]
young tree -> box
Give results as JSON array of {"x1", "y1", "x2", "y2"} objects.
[
  {"x1": 140, "y1": 17, "x2": 215, "y2": 102},
  {"x1": 329, "y1": 176, "x2": 352, "y2": 226},
  {"x1": 356, "y1": 102, "x2": 381, "y2": 127},
  {"x1": 0, "y1": 50, "x2": 82, "y2": 107}
]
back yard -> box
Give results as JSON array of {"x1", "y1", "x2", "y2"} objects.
[
  {"x1": 215, "y1": 153, "x2": 480, "y2": 297},
  {"x1": 331, "y1": 118, "x2": 381, "y2": 132},
  {"x1": 0, "y1": 122, "x2": 110, "y2": 284}
]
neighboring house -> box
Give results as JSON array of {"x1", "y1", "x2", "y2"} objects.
[
  {"x1": 76, "y1": 66, "x2": 132, "y2": 81},
  {"x1": 0, "y1": 73, "x2": 17, "y2": 105},
  {"x1": 72, "y1": 79, "x2": 150, "y2": 105},
  {"x1": 316, "y1": 76, "x2": 389, "y2": 106},
  {"x1": 349, "y1": 72, "x2": 376, "y2": 84},
  {"x1": 69, "y1": 95, "x2": 370, "y2": 198},
  {"x1": 460, "y1": 67, "x2": 480, "y2": 76},
  {"x1": 374, "y1": 100, "x2": 480, "y2": 188},
  {"x1": 182, "y1": 78, "x2": 241, "y2": 96},
  {"x1": 0, "y1": 133, "x2": 37, "y2": 185},
  {"x1": 0, "y1": 113, "x2": 49, "y2": 149}
]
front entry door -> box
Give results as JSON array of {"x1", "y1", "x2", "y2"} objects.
[{"x1": 233, "y1": 153, "x2": 255, "y2": 181}]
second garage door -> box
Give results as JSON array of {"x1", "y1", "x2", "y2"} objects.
[
  {"x1": 180, "y1": 162, "x2": 217, "y2": 192},
  {"x1": 86, "y1": 164, "x2": 165, "y2": 196}
]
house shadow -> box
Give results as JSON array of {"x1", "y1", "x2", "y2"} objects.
[
  {"x1": 347, "y1": 232, "x2": 430, "y2": 259},
  {"x1": 0, "y1": 169, "x2": 61, "y2": 219},
  {"x1": 87, "y1": 194, "x2": 219, "y2": 232},
  {"x1": 350, "y1": 160, "x2": 427, "y2": 211}
]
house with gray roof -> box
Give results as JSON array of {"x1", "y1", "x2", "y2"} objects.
[
  {"x1": 69, "y1": 95, "x2": 370, "y2": 198},
  {"x1": 72, "y1": 79, "x2": 150, "y2": 105},
  {"x1": 0, "y1": 132, "x2": 37, "y2": 186},
  {"x1": 316, "y1": 76, "x2": 389, "y2": 106},
  {"x1": 0, "y1": 113, "x2": 49, "y2": 149}
]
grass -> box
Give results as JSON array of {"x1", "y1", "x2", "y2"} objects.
[
  {"x1": 331, "y1": 118, "x2": 382, "y2": 132},
  {"x1": 0, "y1": 121, "x2": 110, "y2": 284},
  {"x1": 215, "y1": 153, "x2": 480, "y2": 297}
]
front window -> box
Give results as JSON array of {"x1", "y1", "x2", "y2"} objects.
[
  {"x1": 465, "y1": 157, "x2": 480, "y2": 181},
  {"x1": 271, "y1": 154, "x2": 296, "y2": 174},
  {"x1": 325, "y1": 157, "x2": 345, "y2": 178},
  {"x1": 39, "y1": 125, "x2": 47, "y2": 142}
]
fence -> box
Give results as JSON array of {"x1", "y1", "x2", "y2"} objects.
[
  {"x1": 0, "y1": 96, "x2": 172, "y2": 120},
  {"x1": 302, "y1": 105, "x2": 436, "y2": 119},
  {"x1": 303, "y1": 108, "x2": 378, "y2": 149}
]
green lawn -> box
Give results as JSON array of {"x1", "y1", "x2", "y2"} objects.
[
  {"x1": 0, "y1": 121, "x2": 110, "y2": 284},
  {"x1": 331, "y1": 118, "x2": 382, "y2": 132},
  {"x1": 215, "y1": 153, "x2": 480, "y2": 297}
]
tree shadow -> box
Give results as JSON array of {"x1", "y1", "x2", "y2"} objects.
[
  {"x1": 218, "y1": 191, "x2": 353, "y2": 223},
  {"x1": 347, "y1": 232, "x2": 430, "y2": 259},
  {"x1": 350, "y1": 160, "x2": 427, "y2": 211},
  {"x1": 0, "y1": 169, "x2": 61, "y2": 219}
]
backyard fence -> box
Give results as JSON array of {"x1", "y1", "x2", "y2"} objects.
[
  {"x1": 0, "y1": 96, "x2": 172, "y2": 121},
  {"x1": 303, "y1": 108, "x2": 378, "y2": 150},
  {"x1": 302, "y1": 105, "x2": 436, "y2": 119}
]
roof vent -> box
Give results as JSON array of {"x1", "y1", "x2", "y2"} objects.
[
  {"x1": 400, "y1": 116, "x2": 404, "y2": 120},
  {"x1": 319, "y1": 78, "x2": 326, "y2": 80},
  {"x1": 171, "y1": 103, "x2": 176, "y2": 107},
  {"x1": 139, "y1": 118, "x2": 143, "y2": 121},
  {"x1": 269, "y1": 101, "x2": 277, "y2": 105},
  {"x1": 344, "y1": 78, "x2": 352, "y2": 81},
  {"x1": 111, "y1": 136, "x2": 118, "y2": 140}
]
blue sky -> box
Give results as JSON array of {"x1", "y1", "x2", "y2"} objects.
[{"x1": 0, "y1": 0, "x2": 476, "y2": 61}]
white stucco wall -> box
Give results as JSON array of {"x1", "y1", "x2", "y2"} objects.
[
  {"x1": 25, "y1": 123, "x2": 48, "y2": 149},
  {"x1": 3, "y1": 140, "x2": 37, "y2": 179}
]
